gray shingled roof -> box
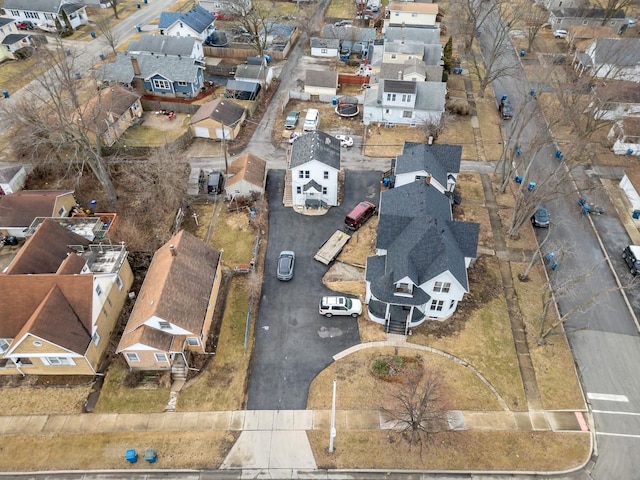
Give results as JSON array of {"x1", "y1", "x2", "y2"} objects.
[
  {"x1": 4, "y1": 0, "x2": 60, "y2": 12},
  {"x1": 366, "y1": 254, "x2": 431, "y2": 305},
  {"x1": 423, "y1": 44, "x2": 443, "y2": 66},
  {"x1": 303, "y1": 179, "x2": 323, "y2": 192},
  {"x1": 127, "y1": 34, "x2": 197, "y2": 57},
  {"x1": 1, "y1": 33, "x2": 29, "y2": 45},
  {"x1": 383, "y1": 79, "x2": 417, "y2": 95},
  {"x1": 385, "y1": 25, "x2": 441, "y2": 45},
  {"x1": 321, "y1": 25, "x2": 377, "y2": 42},
  {"x1": 310, "y1": 37, "x2": 339, "y2": 49},
  {"x1": 395, "y1": 142, "x2": 462, "y2": 187},
  {"x1": 551, "y1": 7, "x2": 625, "y2": 19},
  {"x1": 290, "y1": 131, "x2": 341, "y2": 170},
  {"x1": 384, "y1": 41, "x2": 424, "y2": 55},
  {"x1": 0, "y1": 165, "x2": 23, "y2": 183},
  {"x1": 590, "y1": 38, "x2": 640, "y2": 66},
  {"x1": 100, "y1": 53, "x2": 203, "y2": 84},
  {"x1": 414, "y1": 81, "x2": 446, "y2": 111},
  {"x1": 159, "y1": 5, "x2": 214, "y2": 33},
  {"x1": 305, "y1": 69, "x2": 338, "y2": 88},
  {"x1": 0, "y1": 18, "x2": 15, "y2": 28}
]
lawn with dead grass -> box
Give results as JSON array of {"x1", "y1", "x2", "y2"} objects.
[
  {"x1": 475, "y1": 97, "x2": 504, "y2": 160},
  {"x1": 121, "y1": 125, "x2": 187, "y2": 147},
  {"x1": 364, "y1": 124, "x2": 428, "y2": 157},
  {"x1": 0, "y1": 380, "x2": 93, "y2": 415},
  {"x1": 0, "y1": 431, "x2": 238, "y2": 471},
  {"x1": 437, "y1": 115, "x2": 478, "y2": 160},
  {"x1": 208, "y1": 207, "x2": 257, "y2": 267},
  {"x1": 511, "y1": 263, "x2": 585, "y2": 410},
  {"x1": 410, "y1": 256, "x2": 527, "y2": 410},
  {"x1": 0, "y1": 56, "x2": 48, "y2": 94},
  {"x1": 309, "y1": 430, "x2": 590, "y2": 471},
  {"x1": 92, "y1": 360, "x2": 170, "y2": 413},
  {"x1": 326, "y1": 0, "x2": 356, "y2": 18},
  {"x1": 308, "y1": 346, "x2": 503, "y2": 411},
  {"x1": 177, "y1": 275, "x2": 255, "y2": 411}
]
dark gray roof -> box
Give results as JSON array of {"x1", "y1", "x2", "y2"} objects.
[
  {"x1": 1, "y1": 33, "x2": 29, "y2": 45},
  {"x1": 127, "y1": 34, "x2": 198, "y2": 57},
  {"x1": 414, "y1": 81, "x2": 447, "y2": 111},
  {"x1": 371, "y1": 181, "x2": 479, "y2": 292},
  {"x1": 384, "y1": 41, "x2": 423, "y2": 55},
  {"x1": 225, "y1": 79, "x2": 259, "y2": 93},
  {"x1": 590, "y1": 38, "x2": 640, "y2": 66},
  {"x1": 395, "y1": 142, "x2": 462, "y2": 187},
  {"x1": 99, "y1": 53, "x2": 203, "y2": 84},
  {"x1": 159, "y1": 5, "x2": 214, "y2": 33},
  {"x1": 551, "y1": 7, "x2": 625, "y2": 19},
  {"x1": 264, "y1": 22, "x2": 296, "y2": 38},
  {"x1": 385, "y1": 25, "x2": 440, "y2": 45},
  {"x1": 366, "y1": 254, "x2": 431, "y2": 305},
  {"x1": 310, "y1": 37, "x2": 340, "y2": 49},
  {"x1": 303, "y1": 179, "x2": 323, "y2": 192},
  {"x1": 384, "y1": 79, "x2": 417, "y2": 94},
  {"x1": 0, "y1": 18, "x2": 15, "y2": 28},
  {"x1": 4, "y1": 0, "x2": 60, "y2": 12},
  {"x1": 305, "y1": 69, "x2": 338, "y2": 88},
  {"x1": 423, "y1": 44, "x2": 442, "y2": 66},
  {"x1": 290, "y1": 131, "x2": 341, "y2": 170},
  {"x1": 60, "y1": 3, "x2": 83, "y2": 15},
  {"x1": 321, "y1": 25, "x2": 377, "y2": 42},
  {"x1": 235, "y1": 64, "x2": 264, "y2": 80}
]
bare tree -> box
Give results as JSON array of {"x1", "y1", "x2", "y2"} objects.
[
  {"x1": 96, "y1": 16, "x2": 120, "y2": 55},
  {"x1": 1, "y1": 41, "x2": 118, "y2": 202},
  {"x1": 591, "y1": 0, "x2": 632, "y2": 26},
  {"x1": 518, "y1": 228, "x2": 555, "y2": 282},
  {"x1": 110, "y1": 0, "x2": 120, "y2": 20},
  {"x1": 380, "y1": 368, "x2": 450, "y2": 455},
  {"x1": 516, "y1": 0, "x2": 549, "y2": 52},
  {"x1": 450, "y1": 0, "x2": 502, "y2": 54},
  {"x1": 228, "y1": 0, "x2": 274, "y2": 59}
]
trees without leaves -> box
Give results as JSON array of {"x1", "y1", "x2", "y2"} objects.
[{"x1": 228, "y1": 0, "x2": 274, "y2": 58}]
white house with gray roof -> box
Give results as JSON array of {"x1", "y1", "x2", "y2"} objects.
[
  {"x1": 363, "y1": 79, "x2": 446, "y2": 126},
  {"x1": 365, "y1": 179, "x2": 479, "y2": 333},
  {"x1": 4, "y1": 0, "x2": 89, "y2": 30},
  {"x1": 310, "y1": 37, "x2": 340, "y2": 58},
  {"x1": 158, "y1": 5, "x2": 215, "y2": 41},
  {"x1": 393, "y1": 143, "x2": 461, "y2": 193},
  {"x1": 127, "y1": 34, "x2": 203, "y2": 61},
  {"x1": 289, "y1": 131, "x2": 341, "y2": 208},
  {"x1": 572, "y1": 38, "x2": 640, "y2": 82}
]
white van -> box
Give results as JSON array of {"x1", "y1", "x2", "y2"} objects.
[{"x1": 303, "y1": 109, "x2": 319, "y2": 132}]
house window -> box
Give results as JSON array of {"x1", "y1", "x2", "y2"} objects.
[
  {"x1": 115, "y1": 275, "x2": 123, "y2": 290},
  {"x1": 402, "y1": 94, "x2": 412, "y2": 102},
  {"x1": 58, "y1": 206, "x2": 66, "y2": 216},
  {"x1": 430, "y1": 300, "x2": 444, "y2": 311},
  {"x1": 125, "y1": 352, "x2": 140, "y2": 362},
  {"x1": 386, "y1": 93, "x2": 396, "y2": 101},
  {"x1": 187, "y1": 337, "x2": 200, "y2": 346},
  {"x1": 390, "y1": 54, "x2": 397, "y2": 59},
  {"x1": 154, "y1": 353, "x2": 168, "y2": 362},
  {"x1": 321, "y1": 48, "x2": 328, "y2": 53},
  {"x1": 0, "y1": 339, "x2": 9, "y2": 353},
  {"x1": 296, "y1": 186, "x2": 302, "y2": 194},
  {"x1": 322, "y1": 187, "x2": 327, "y2": 195},
  {"x1": 582, "y1": 20, "x2": 588, "y2": 25},
  {"x1": 177, "y1": 81, "x2": 188, "y2": 86},
  {"x1": 403, "y1": 111, "x2": 413, "y2": 118},
  {"x1": 10, "y1": 10, "x2": 19, "y2": 16},
  {"x1": 299, "y1": 171, "x2": 304, "y2": 179},
  {"x1": 450, "y1": 299, "x2": 455, "y2": 309},
  {"x1": 159, "y1": 321, "x2": 171, "y2": 330},
  {"x1": 43, "y1": 357, "x2": 75, "y2": 366},
  {"x1": 385, "y1": 109, "x2": 391, "y2": 114},
  {"x1": 395, "y1": 283, "x2": 413, "y2": 295},
  {"x1": 106, "y1": 297, "x2": 112, "y2": 307},
  {"x1": 95, "y1": 284, "x2": 103, "y2": 296},
  {"x1": 153, "y1": 79, "x2": 171, "y2": 90},
  {"x1": 433, "y1": 281, "x2": 451, "y2": 293},
  {"x1": 25, "y1": 12, "x2": 41, "y2": 20},
  {"x1": 411, "y1": 13, "x2": 418, "y2": 17},
  {"x1": 305, "y1": 170, "x2": 310, "y2": 178},
  {"x1": 102, "y1": 307, "x2": 108, "y2": 317},
  {"x1": 324, "y1": 171, "x2": 329, "y2": 179},
  {"x1": 92, "y1": 332, "x2": 100, "y2": 346},
  {"x1": 33, "y1": 341, "x2": 42, "y2": 347}
]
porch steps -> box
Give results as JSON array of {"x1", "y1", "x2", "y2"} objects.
[
  {"x1": 386, "y1": 317, "x2": 406, "y2": 335},
  {"x1": 283, "y1": 170, "x2": 293, "y2": 207}
]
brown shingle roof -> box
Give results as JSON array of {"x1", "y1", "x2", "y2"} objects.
[
  {"x1": 189, "y1": 97, "x2": 246, "y2": 127},
  {"x1": 122, "y1": 230, "x2": 220, "y2": 336},
  {"x1": 0, "y1": 190, "x2": 74, "y2": 228},
  {"x1": 6, "y1": 219, "x2": 90, "y2": 275},
  {"x1": 0, "y1": 274, "x2": 93, "y2": 344},
  {"x1": 117, "y1": 324, "x2": 173, "y2": 351},
  {"x1": 226, "y1": 152, "x2": 267, "y2": 190},
  {"x1": 75, "y1": 86, "x2": 141, "y2": 135}
]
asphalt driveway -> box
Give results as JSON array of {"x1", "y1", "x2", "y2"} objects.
[{"x1": 246, "y1": 169, "x2": 381, "y2": 410}]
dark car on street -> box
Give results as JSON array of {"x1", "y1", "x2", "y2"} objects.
[
  {"x1": 531, "y1": 205, "x2": 550, "y2": 228},
  {"x1": 284, "y1": 111, "x2": 300, "y2": 130},
  {"x1": 277, "y1": 251, "x2": 295, "y2": 281},
  {"x1": 499, "y1": 96, "x2": 514, "y2": 119}
]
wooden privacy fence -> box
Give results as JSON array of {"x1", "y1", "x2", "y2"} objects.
[{"x1": 141, "y1": 100, "x2": 200, "y2": 115}]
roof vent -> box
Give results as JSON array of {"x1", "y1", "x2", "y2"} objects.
[{"x1": 169, "y1": 244, "x2": 177, "y2": 256}]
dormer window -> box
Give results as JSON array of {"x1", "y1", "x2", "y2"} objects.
[
  {"x1": 433, "y1": 281, "x2": 451, "y2": 293},
  {"x1": 395, "y1": 282, "x2": 413, "y2": 295}
]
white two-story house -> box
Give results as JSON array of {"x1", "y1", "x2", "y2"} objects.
[
  {"x1": 159, "y1": 4, "x2": 215, "y2": 41},
  {"x1": 384, "y1": 2, "x2": 439, "y2": 29},
  {"x1": 289, "y1": 131, "x2": 341, "y2": 208},
  {"x1": 365, "y1": 172, "x2": 479, "y2": 334},
  {"x1": 363, "y1": 79, "x2": 446, "y2": 127}
]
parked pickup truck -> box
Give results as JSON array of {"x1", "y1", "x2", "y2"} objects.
[
  {"x1": 623, "y1": 245, "x2": 640, "y2": 275},
  {"x1": 314, "y1": 230, "x2": 351, "y2": 265},
  {"x1": 498, "y1": 95, "x2": 514, "y2": 120}
]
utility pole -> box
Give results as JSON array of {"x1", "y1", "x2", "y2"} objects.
[
  {"x1": 329, "y1": 379, "x2": 337, "y2": 453},
  {"x1": 221, "y1": 121, "x2": 229, "y2": 175}
]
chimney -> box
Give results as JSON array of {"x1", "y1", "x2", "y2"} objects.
[
  {"x1": 398, "y1": 70, "x2": 403, "y2": 80},
  {"x1": 425, "y1": 175, "x2": 431, "y2": 185},
  {"x1": 130, "y1": 56, "x2": 141, "y2": 75},
  {"x1": 169, "y1": 244, "x2": 177, "y2": 256}
]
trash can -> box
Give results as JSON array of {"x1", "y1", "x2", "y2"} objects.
[
  {"x1": 633, "y1": 210, "x2": 640, "y2": 219},
  {"x1": 528, "y1": 181, "x2": 536, "y2": 191},
  {"x1": 383, "y1": 177, "x2": 390, "y2": 187},
  {"x1": 332, "y1": 96, "x2": 337, "y2": 106},
  {"x1": 75, "y1": 73, "x2": 81, "y2": 80},
  {"x1": 65, "y1": 49, "x2": 71, "y2": 56},
  {"x1": 520, "y1": 49, "x2": 525, "y2": 57},
  {"x1": 514, "y1": 176, "x2": 523, "y2": 184},
  {"x1": 137, "y1": 3, "x2": 141, "y2": 8},
  {"x1": 2, "y1": 90, "x2": 9, "y2": 99},
  {"x1": 555, "y1": 150, "x2": 562, "y2": 158},
  {"x1": 144, "y1": 449, "x2": 157, "y2": 463},
  {"x1": 125, "y1": 449, "x2": 138, "y2": 464},
  {"x1": 136, "y1": 25, "x2": 142, "y2": 32},
  {"x1": 99, "y1": 53, "x2": 105, "y2": 61},
  {"x1": 91, "y1": 31, "x2": 96, "y2": 38}
]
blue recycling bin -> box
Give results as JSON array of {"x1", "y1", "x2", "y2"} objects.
[
  {"x1": 514, "y1": 176, "x2": 523, "y2": 184},
  {"x1": 520, "y1": 49, "x2": 525, "y2": 57},
  {"x1": 383, "y1": 177, "x2": 390, "y2": 187},
  {"x1": 144, "y1": 449, "x2": 157, "y2": 463},
  {"x1": 99, "y1": 53, "x2": 105, "y2": 60},
  {"x1": 144, "y1": 0, "x2": 148, "y2": 3},
  {"x1": 2, "y1": 90, "x2": 9, "y2": 98},
  {"x1": 633, "y1": 210, "x2": 640, "y2": 219},
  {"x1": 136, "y1": 25, "x2": 141, "y2": 32},
  {"x1": 332, "y1": 96, "x2": 337, "y2": 105},
  {"x1": 528, "y1": 181, "x2": 536, "y2": 191},
  {"x1": 90, "y1": 31, "x2": 96, "y2": 38},
  {"x1": 125, "y1": 449, "x2": 138, "y2": 464},
  {"x1": 65, "y1": 49, "x2": 71, "y2": 56},
  {"x1": 137, "y1": 3, "x2": 141, "y2": 8}
]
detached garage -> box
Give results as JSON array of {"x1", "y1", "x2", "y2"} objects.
[
  {"x1": 304, "y1": 69, "x2": 338, "y2": 96},
  {"x1": 189, "y1": 97, "x2": 247, "y2": 140}
]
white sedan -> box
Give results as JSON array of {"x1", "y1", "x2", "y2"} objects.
[
  {"x1": 335, "y1": 135, "x2": 354, "y2": 148},
  {"x1": 288, "y1": 132, "x2": 301, "y2": 144}
]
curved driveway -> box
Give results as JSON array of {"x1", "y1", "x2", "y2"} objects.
[{"x1": 247, "y1": 169, "x2": 380, "y2": 410}]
